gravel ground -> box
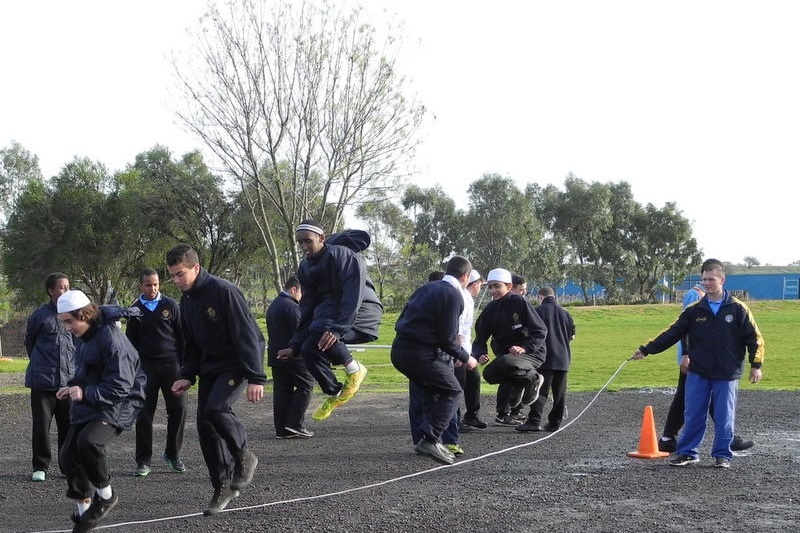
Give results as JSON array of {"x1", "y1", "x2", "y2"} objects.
[{"x1": 1, "y1": 372, "x2": 798, "y2": 533}]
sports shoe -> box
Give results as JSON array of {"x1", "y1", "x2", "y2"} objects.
[
  {"x1": 494, "y1": 414, "x2": 522, "y2": 426},
  {"x1": 515, "y1": 422, "x2": 543, "y2": 432},
  {"x1": 520, "y1": 379, "x2": 541, "y2": 407},
  {"x1": 31, "y1": 470, "x2": 46, "y2": 482},
  {"x1": 230, "y1": 448, "x2": 258, "y2": 490},
  {"x1": 284, "y1": 426, "x2": 314, "y2": 438},
  {"x1": 339, "y1": 363, "x2": 368, "y2": 402},
  {"x1": 668, "y1": 454, "x2": 700, "y2": 466},
  {"x1": 81, "y1": 490, "x2": 119, "y2": 525},
  {"x1": 203, "y1": 486, "x2": 239, "y2": 516},
  {"x1": 163, "y1": 453, "x2": 186, "y2": 473},
  {"x1": 658, "y1": 438, "x2": 677, "y2": 453},
  {"x1": 445, "y1": 443, "x2": 465, "y2": 455},
  {"x1": 731, "y1": 436, "x2": 754, "y2": 451},
  {"x1": 134, "y1": 464, "x2": 152, "y2": 477},
  {"x1": 461, "y1": 416, "x2": 488, "y2": 430},
  {"x1": 527, "y1": 373, "x2": 544, "y2": 406},
  {"x1": 312, "y1": 394, "x2": 346, "y2": 421},
  {"x1": 544, "y1": 423, "x2": 560, "y2": 432},
  {"x1": 70, "y1": 512, "x2": 94, "y2": 533},
  {"x1": 510, "y1": 408, "x2": 527, "y2": 421},
  {"x1": 714, "y1": 457, "x2": 731, "y2": 469},
  {"x1": 275, "y1": 432, "x2": 298, "y2": 439},
  {"x1": 414, "y1": 439, "x2": 455, "y2": 465}
]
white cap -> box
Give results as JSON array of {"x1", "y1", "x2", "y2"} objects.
[
  {"x1": 57, "y1": 290, "x2": 91, "y2": 313},
  {"x1": 468, "y1": 270, "x2": 483, "y2": 284},
  {"x1": 486, "y1": 268, "x2": 512, "y2": 284}
]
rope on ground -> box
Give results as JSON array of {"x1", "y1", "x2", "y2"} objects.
[{"x1": 27, "y1": 357, "x2": 633, "y2": 533}]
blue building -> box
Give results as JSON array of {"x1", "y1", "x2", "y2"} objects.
[
  {"x1": 677, "y1": 273, "x2": 799, "y2": 301},
  {"x1": 553, "y1": 273, "x2": 799, "y2": 302}
]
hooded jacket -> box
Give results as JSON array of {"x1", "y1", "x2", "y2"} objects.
[
  {"x1": 24, "y1": 301, "x2": 76, "y2": 390},
  {"x1": 67, "y1": 307, "x2": 146, "y2": 430},
  {"x1": 292, "y1": 243, "x2": 383, "y2": 347}
]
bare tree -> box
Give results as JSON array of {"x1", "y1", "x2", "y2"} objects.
[{"x1": 174, "y1": 0, "x2": 424, "y2": 288}]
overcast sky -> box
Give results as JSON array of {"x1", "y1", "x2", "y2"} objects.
[{"x1": 2, "y1": 1, "x2": 798, "y2": 265}]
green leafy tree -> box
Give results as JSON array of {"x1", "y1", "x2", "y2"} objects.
[
  {"x1": 356, "y1": 194, "x2": 415, "y2": 307},
  {"x1": 459, "y1": 174, "x2": 544, "y2": 283},
  {"x1": 174, "y1": 0, "x2": 425, "y2": 289},
  {"x1": 0, "y1": 141, "x2": 42, "y2": 226},
  {"x1": 626, "y1": 202, "x2": 701, "y2": 302},
  {"x1": 401, "y1": 185, "x2": 461, "y2": 263},
  {"x1": 119, "y1": 147, "x2": 259, "y2": 281}
]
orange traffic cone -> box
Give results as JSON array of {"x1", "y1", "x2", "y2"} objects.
[{"x1": 628, "y1": 405, "x2": 669, "y2": 459}]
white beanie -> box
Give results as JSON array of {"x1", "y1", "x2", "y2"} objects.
[
  {"x1": 57, "y1": 290, "x2": 91, "y2": 313},
  {"x1": 486, "y1": 268, "x2": 512, "y2": 284},
  {"x1": 468, "y1": 270, "x2": 483, "y2": 284}
]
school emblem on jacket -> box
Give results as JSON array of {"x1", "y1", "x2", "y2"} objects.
[
  {"x1": 725, "y1": 314, "x2": 734, "y2": 323},
  {"x1": 512, "y1": 312, "x2": 520, "y2": 323},
  {"x1": 207, "y1": 307, "x2": 218, "y2": 321},
  {"x1": 161, "y1": 309, "x2": 171, "y2": 321}
]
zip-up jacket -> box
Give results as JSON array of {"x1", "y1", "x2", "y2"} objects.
[
  {"x1": 535, "y1": 296, "x2": 575, "y2": 371},
  {"x1": 472, "y1": 292, "x2": 548, "y2": 366},
  {"x1": 24, "y1": 301, "x2": 76, "y2": 390},
  {"x1": 266, "y1": 291, "x2": 301, "y2": 366},
  {"x1": 393, "y1": 279, "x2": 470, "y2": 363},
  {"x1": 291, "y1": 243, "x2": 382, "y2": 348},
  {"x1": 178, "y1": 268, "x2": 267, "y2": 385},
  {"x1": 638, "y1": 290, "x2": 764, "y2": 380},
  {"x1": 67, "y1": 310, "x2": 146, "y2": 430}
]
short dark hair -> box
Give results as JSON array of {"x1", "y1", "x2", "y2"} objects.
[
  {"x1": 538, "y1": 286, "x2": 555, "y2": 297},
  {"x1": 701, "y1": 258, "x2": 725, "y2": 276},
  {"x1": 45, "y1": 272, "x2": 68, "y2": 293},
  {"x1": 138, "y1": 268, "x2": 158, "y2": 283},
  {"x1": 166, "y1": 244, "x2": 200, "y2": 267},
  {"x1": 444, "y1": 256, "x2": 472, "y2": 279},
  {"x1": 512, "y1": 274, "x2": 526, "y2": 286},
  {"x1": 283, "y1": 275, "x2": 301, "y2": 291},
  {"x1": 428, "y1": 271, "x2": 445, "y2": 282}
]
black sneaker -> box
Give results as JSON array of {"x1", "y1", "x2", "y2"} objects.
[
  {"x1": 510, "y1": 408, "x2": 527, "y2": 421},
  {"x1": 731, "y1": 436, "x2": 754, "y2": 451},
  {"x1": 544, "y1": 423, "x2": 560, "y2": 432},
  {"x1": 275, "y1": 432, "x2": 298, "y2": 439},
  {"x1": 515, "y1": 422, "x2": 543, "y2": 432},
  {"x1": 134, "y1": 464, "x2": 152, "y2": 477},
  {"x1": 668, "y1": 454, "x2": 700, "y2": 466},
  {"x1": 70, "y1": 512, "x2": 94, "y2": 533},
  {"x1": 462, "y1": 416, "x2": 488, "y2": 430},
  {"x1": 520, "y1": 378, "x2": 542, "y2": 407},
  {"x1": 203, "y1": 486, "x2": 239, "y2": 516},
  {"x1": 714, "y1": 457, "x2": 731, "y2": 469},
  {"x1": 527, "y1": 373, "x2": 544, "y2": 406},
  {"x1": 81, "y1": 490, "x2": 119, "y2": 525},
  {"x1": 413, "y1": 438, "x2": 455, "y2": 465},
  {"x1": 457, "y1": 421, "x2": 474, "y2": 433},
  {"x1": 284, "y1": 426, "x2": 314, "y2": 438},
  {"x1": 163, "y1": 453, "x2": 187, "y2": 473},
  {"x1": 658, "y1": 438, "x2": 677, "y2": 453},
  {"x1": 494, "y1": 414, "x2": 522, "y2": 426},
  {"x1": 230, "y1": 449, "x2": 258, "y2": 490}
]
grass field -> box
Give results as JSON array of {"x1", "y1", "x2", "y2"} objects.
[{"x1": 3, "y1": 300, "x2": 797, "y2": 392}]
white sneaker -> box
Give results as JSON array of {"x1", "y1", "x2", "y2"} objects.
[{"x1": 32, "y1": 470, "x2": 46, "y2": 482}]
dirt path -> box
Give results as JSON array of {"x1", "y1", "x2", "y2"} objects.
[{"x1": 2, "y1": 386, "x2": 798, "y2": 533}]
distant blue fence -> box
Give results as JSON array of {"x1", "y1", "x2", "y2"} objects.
[{"x1": 551, "y1": 273, "x2": 800, "y2": 301}]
